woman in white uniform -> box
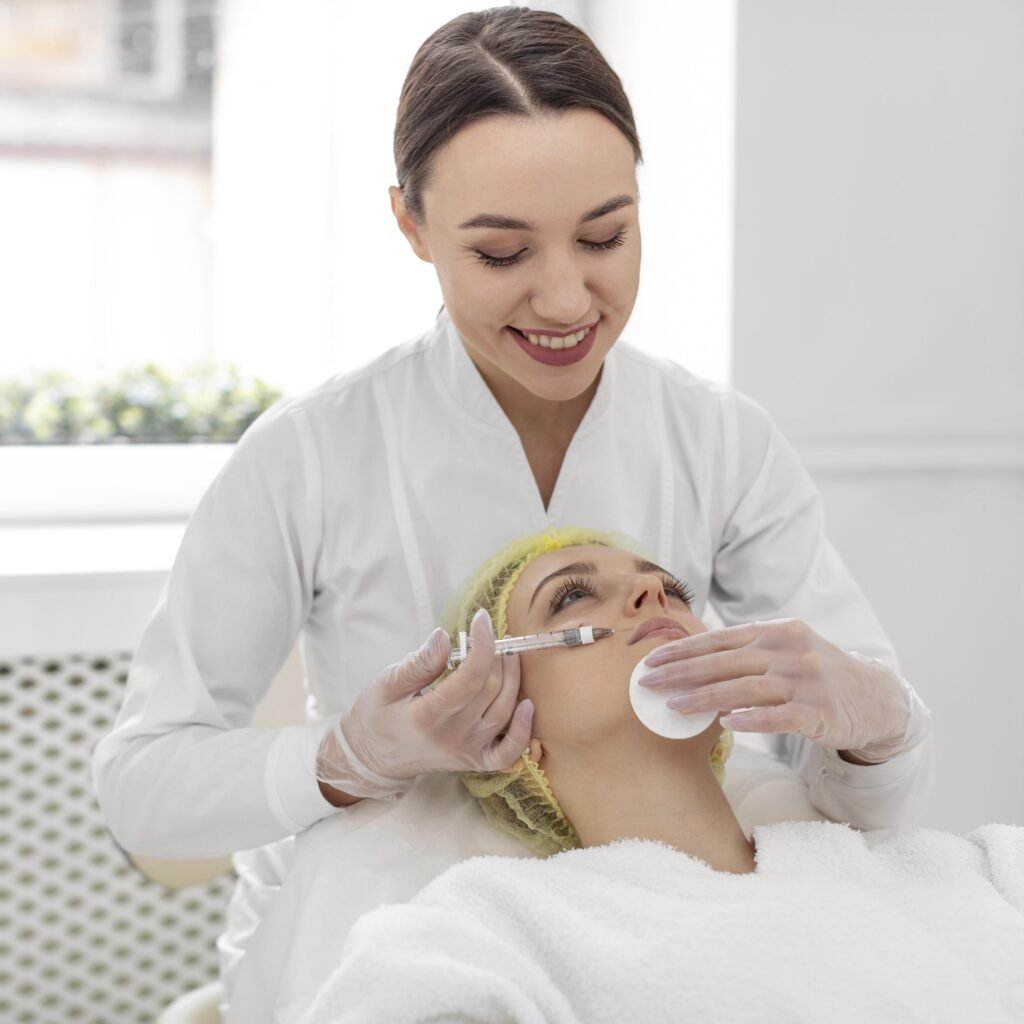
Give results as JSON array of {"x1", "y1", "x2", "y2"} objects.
[{"x1": 92, "y1": 7, "x2": 934, "y2": 1016}]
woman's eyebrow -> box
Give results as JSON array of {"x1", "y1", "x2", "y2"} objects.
[
  {"x1": 527, "y1": 556, "x2": 677, "y2": 611},
  {"x1": 458, "y1": 193, "x2": 635, "y2": 232}
]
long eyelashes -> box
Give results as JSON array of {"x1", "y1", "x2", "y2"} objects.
[
  {"x1": 548, "y1": 572, "x2": 695, "y2": 615},
  {"x1": 474, "y1": 230, "x2": 628, "y2": 270},
  {"x1": 661, "y1": 573, "x2": 696, "y2": 607},
  {"x1": 548, "y1": 575, "x2": 599, "y2": 614}
]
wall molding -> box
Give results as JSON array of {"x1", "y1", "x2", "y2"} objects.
[{"x1": 793, "y1": 437, "x2": 1024, "y2": 476}]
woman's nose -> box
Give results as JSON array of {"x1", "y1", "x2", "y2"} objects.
[
  {"x1": 529, "y1": 251, "x2": 590, "y2": 326},
  {"x1": 625, "y1": 576, "x2": 668, "y2": 614}
]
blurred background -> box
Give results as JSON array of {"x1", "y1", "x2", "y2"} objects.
[{"x1": 0, "y1": 1, "x2": 1021, "y2": 1021}]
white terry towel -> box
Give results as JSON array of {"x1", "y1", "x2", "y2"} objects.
[{"x1": 299, "y1": 820, "x2": 1024, "y2": 1024}]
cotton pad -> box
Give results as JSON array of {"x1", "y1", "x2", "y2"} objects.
[{"x1": 629, "y1": 646, "x2": 718, "y2": 740}]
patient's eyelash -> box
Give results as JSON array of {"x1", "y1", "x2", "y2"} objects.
[
  {"x1": 662, "y1": 573, "x2": 696, "y2": 607},
  {"x1": 548, "y1": 572, "x2": 695, "y2": 614},
  {"x1": 549, "y1": 575, "x2": 598, "y2": 613}
]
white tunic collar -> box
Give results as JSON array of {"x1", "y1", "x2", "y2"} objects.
[{"x1": 428, "y1": 307, "x2": 616, "y2": 438}]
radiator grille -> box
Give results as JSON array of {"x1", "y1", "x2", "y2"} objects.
[{"x1": 0, "y1": 652, "x2": 235, "y2": 1024}]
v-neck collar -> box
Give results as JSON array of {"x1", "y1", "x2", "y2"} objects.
[{"x1": 428, "y1": 308, "x2": 616, "y2": 441}]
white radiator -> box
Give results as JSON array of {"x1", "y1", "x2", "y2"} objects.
[{"x1": 0, "y1": 651, "x2": 235, "y2": 1024}]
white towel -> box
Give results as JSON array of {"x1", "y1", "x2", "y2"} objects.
[
  {"x1": 299, "y1": 820, "x2": 1024, "y2": 1024},
  {"x1": 228, "y1": 743, "x2": 829, "y2": 1023}
]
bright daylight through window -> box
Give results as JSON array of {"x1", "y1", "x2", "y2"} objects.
[
  {"x1": 0, "y1": 0, "x2": 282, "y2": 448},
  {"x1": 0, "y1": 0, "x2": 734, "y2": 524}
]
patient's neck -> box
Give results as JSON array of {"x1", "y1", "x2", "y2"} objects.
[{"x1": 539, "y1": 730, "x2": 756, "y2": 874}]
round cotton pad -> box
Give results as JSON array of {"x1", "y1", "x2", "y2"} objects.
[{"x1": 629, "y1": 647, "x2": 719, "y2": 740}]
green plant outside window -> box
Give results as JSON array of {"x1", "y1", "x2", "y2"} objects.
[{"x1": 0, "y1": 365, "x2": 284, "y2": 445}]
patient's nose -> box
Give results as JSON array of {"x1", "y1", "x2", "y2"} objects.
[{"x1": 627, "y1": 576, "x2": 668, "y2": 613}]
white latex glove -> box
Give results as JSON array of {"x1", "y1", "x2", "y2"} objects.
[
  {"x1": 638, "y1": 618, "x2": 932, "y2": 762},
  {"x1": 315, "y1": 608, "x2": 535, "y2": 800}
]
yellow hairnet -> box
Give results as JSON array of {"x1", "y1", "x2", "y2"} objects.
[
  {"x1": 441, "y1": 526, "x2": 734, "y2": 857},
  {"x1": 441, "y1": 526, "x2": 640, "y2": 641}
]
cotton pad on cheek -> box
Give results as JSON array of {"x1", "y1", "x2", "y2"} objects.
[{"x1": 629, "y1": 646, "x2": 719, "y2": 740}]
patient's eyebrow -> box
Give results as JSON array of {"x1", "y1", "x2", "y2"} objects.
[
  {"x1": 458, "y1": 194, "x2": 635, "y2": 232},
  {"x1": 635, "y1": 559, "x2": 674, "y2": 579},
  {"x1": 528, "y1": 561, "x2": 599, "y2": 611},
  {"x1": 527, "y1": 556, "x2": 677, "y2": 611}
]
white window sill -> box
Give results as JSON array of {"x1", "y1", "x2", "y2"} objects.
[
  {"x1": 0, "y1": 521, "x2": 191, "y2": 655},
  {"x1": 0, "y1": 521, "x2": 187, "y2": 584},
  {"x1": 0, "y1": 443, "x2": 233, "y2": 525},
  {"x1": 0, "y1": 442, "x2": 228, "y2": 589}
]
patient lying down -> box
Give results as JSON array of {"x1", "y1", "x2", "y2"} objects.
[{"x1": 300, "y1": 528, "x2": 1024, "y2": 1024}]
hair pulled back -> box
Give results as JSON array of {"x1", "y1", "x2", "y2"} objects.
[{"x1": 394, "y1": 6, "x2": 643, "y2": 222}]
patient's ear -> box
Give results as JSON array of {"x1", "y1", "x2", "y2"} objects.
[{"x1": 528, "y1": 737, "x2": 544, "y2": 764}]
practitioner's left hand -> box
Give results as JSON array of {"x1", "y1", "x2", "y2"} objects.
[{"x1": 638, "y1": 618, "x2": 926, "y2": 761}]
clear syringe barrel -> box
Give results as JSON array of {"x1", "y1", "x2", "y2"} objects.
[
  {"x1": 495, "y1": 629, "x2": 586, "y2": 656},
  {"x1": 447, "y1": 626, "x2": 596, "y2": 672}
]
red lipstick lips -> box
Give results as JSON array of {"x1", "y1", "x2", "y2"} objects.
[{"x1": 507, "y1": 320, "x2": 598, "y2": 366}]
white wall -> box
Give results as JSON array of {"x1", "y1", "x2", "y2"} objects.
[
  {"x1": 587, "y1": 0, "x2": 735, "y2": 384},
  {"x1": 733, "y1": 0, "x2": 1024, "y2": 831}
]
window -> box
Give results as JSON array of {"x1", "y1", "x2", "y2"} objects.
[
  {"x1": 0, "y1": 0, "x2": 220, "y2": 441},
  {"x1": 1, "y1": 0, "x2": 735, "y2": 523}
]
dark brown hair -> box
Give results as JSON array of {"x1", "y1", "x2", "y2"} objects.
[{"x1": 394, "y1": 6, "x2": 643, "y2": 222}]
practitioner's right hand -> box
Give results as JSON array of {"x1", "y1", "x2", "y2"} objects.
[{"x1": 315, "y1": 608, "x2": 534, "y2": 800}]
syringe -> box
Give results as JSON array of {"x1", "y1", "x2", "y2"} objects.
[{"x1": 447, "y1": 626, "x2": 615, "y2": 672}]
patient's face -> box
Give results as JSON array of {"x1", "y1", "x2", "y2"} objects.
[{"x1": 504, "y1": 545, "x2": 715, "y2": 753}]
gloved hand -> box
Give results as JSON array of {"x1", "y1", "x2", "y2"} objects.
[
  {"x1": 637, "y1": 618, "x2": 932, "y2": 762},
  {"x1": 316, "y1": 608, "x2": 535, "y2": 800}
]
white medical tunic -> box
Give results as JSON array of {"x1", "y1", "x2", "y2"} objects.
[{"x1": 92, "y1": 309, "x2": 934, "y2": 1004}]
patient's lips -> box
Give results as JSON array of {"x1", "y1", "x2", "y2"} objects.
[{"x1": 628, "y1": 617, "x2": 690, "y2": 646}]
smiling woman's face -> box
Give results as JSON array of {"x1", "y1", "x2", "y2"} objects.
[
  {"x1": 504, "y1": 545, "x2": 711, "y2": 752},
  {"x1": 389, "y1": 109, "x2": 641, "y2": 405}
]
